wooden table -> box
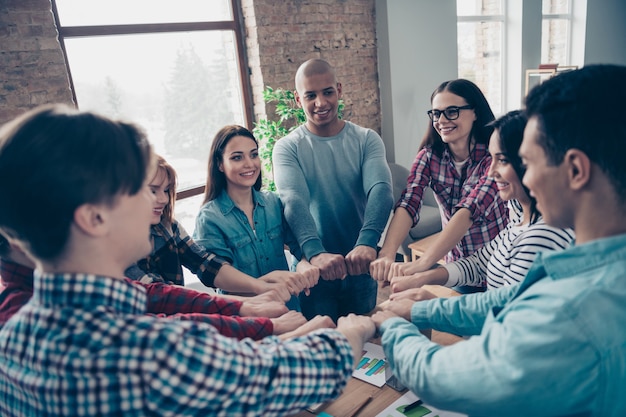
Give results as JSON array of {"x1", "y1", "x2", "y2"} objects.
[
  {"x1": 407, "y1": 232, "x2": 444, "y2": 264},
  {"x1": 291, "y1": 285, "x2": 462, "y2": 417}
]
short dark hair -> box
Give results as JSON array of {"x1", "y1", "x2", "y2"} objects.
[
  {"x1": 524, "y1": 64, "x2": 626, "y2": 202},
  {"x1": 421, "y1": 78, "x2": 496, "y2": 156},
  {"x1": 0, "y1": 104, "x2": 153, "y2": 261},
  {"x1": 203, "y1": 125, "x2": 262, "y2": 204}
]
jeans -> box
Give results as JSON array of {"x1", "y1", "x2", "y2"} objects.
[{"x1": 299, "y1": 274, "x2": 377, "y2": 322}]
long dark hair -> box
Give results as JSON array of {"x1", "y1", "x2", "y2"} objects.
[
  {"x1": 488, "y1": 110, "x2": 540, "y2": 224},
  {"x1": 420, "y1": 79, "x2": 495, "y2": 157},
  {"x1": 203, "y1": 125, "x2": 262, "y2": 204}
]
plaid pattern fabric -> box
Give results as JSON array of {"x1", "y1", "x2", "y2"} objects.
[
  {"x1": 132, "y1": 279, "x2": 273, "y2": 340},
  {"x1": 0, "y1": 260, "x2": 33, "y2": 326},
  {"x1": 396, "y1": 143, "x2": 509, "y2": 262},
  {"x1": 128, "y1": 220, "x2": 228, "y2": 287},
  {"x1": 1, "y1": 259, "x2": 272, "y2": 340},
  {"x1": 0, "y1": 272, "x2": 353, "y2": 416}
]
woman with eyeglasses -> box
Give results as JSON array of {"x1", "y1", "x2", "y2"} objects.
[{"x1": 370, "y1": 79, "x2": 509, "y2": 291}]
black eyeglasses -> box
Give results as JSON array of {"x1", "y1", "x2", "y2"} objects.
[{"x1": 427, "y1": 105, "x2": 474, "y2": 122}]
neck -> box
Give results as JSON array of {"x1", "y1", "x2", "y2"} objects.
[
  {"x1": 448, "y1": 138, "x2": 471, "y2": 162},
  {"x1": 306, "y1": 119, "x2": 345, "y2": 137},
  {"x1": 227, "y1": 185, "x2": 254, "y2": 209},
  {"x1": 520, "y1": 200, "x2": 532, "y2": 225}
]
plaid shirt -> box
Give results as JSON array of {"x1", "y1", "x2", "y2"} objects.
[
  {"x1": 396, "y1": 143, "x2": 509, "y2": 262},
  {"x1": 125, "y1": 220, "x2": 228, "y2": 287},
  {"x1": 0, "y1": 272, "x2": 353, "y2": 416},
  {"x1": 0, "y1": 260, "x2": 32, "y2": 327},
  {"x1": 0, "y1": 259, "x2": 272, "y2": 340}
]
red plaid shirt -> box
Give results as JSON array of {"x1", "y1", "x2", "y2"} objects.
[
  {"x1": 0, "y1": 259, "x2": 272, "y2": 339},
  {"x1": 396, "y1": 143, "x2": 509, "y2": 262}
]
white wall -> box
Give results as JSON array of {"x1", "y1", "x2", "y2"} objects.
[
  {"x1": 584, "y1": 0, "x2": 626, "y2": 65},
  {"x1": 376, "y1": 0, "x2": 457, "y2": 169},
  {"x1": 377, "y1": 0, "x2": 626, "y2": 168}
]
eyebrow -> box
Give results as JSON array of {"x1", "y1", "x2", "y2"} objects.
[{"x1": 305, "y1": 86, "x2": 335, "y2": 94}]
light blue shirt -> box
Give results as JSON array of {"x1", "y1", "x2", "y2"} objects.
[
  {"x1": 380, "y1": 233, "x2": 626, "y2": 417},
  {"x1": 194, "y1": 189, "x2": 300, "y2": 279}
]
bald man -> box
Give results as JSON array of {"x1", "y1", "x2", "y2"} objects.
[{"x1": 272, "y1": 59, "x2": 394, "y2": 321}]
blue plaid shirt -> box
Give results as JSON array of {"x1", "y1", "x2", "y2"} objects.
[{"x1": 0, "y1": 272, "x2": 354, "y2": 416}]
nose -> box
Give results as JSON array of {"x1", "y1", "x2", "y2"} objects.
[
  {"x1": 156, "y1": 191, "x2": 169, "y2": 204},
  {"x1": 487, "y1": 158, "x2": 498, "y2": 179}
]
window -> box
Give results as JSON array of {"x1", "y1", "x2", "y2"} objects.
[
  {"x1": 52, "y1": 0, "x2": 252, "y2": 231},
  {"x1": 542, "y1": 0, "x2": 572, "y2": 65},
  {"x1": 457, "y1": 0, "x2": 504, "y2": 115}
]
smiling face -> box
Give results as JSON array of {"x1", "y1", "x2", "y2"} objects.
[
  {"x1": 219, "y1": 135, "x2": 261, "y2": 192},
  {"x1": 488, "y1": 129, "x2": 529, "y2": 204},
  {"x1": 295, "y1": 70, "x2": 343, "y2": 137},
  {"x1": 148, "y1": 168, "x2": 170, "y2": 225},
  {"x1": 431, "y1": 91, "x2": 476, "y2": 150},
  {"x1": 520, "y1": 117, "x2": 573, "y2": 228}
]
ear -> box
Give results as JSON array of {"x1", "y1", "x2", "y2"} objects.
[
  {"x1": 218, "y1": 161, "x2": 224, "y2": 173},
  {"x1": 294, "y1": 90, "x2": 303, "y2": 108},
  {"x1": 73, "y1": 204, "x2": 108, "y2": 237},
  {"x1": 336, "y1": 82, "x2": 342, "y2": 98},
  {"x1": 564, "y1": 149, "x2": 591, "y2": 191}
]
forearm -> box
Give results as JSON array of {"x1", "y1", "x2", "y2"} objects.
[
  {"x1": 149, "y1": 312, "x2": 273, "y2": 340},
  {"x1": 379, "y1": 208, "x2": 414, "y2": 258},
  {"x1": 213, "y1": 264, "x2": 267, "y2": 294}
]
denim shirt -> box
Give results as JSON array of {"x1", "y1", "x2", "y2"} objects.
[
  {"x1": 380, "y1": 232, "x2": 626, "y2": 417},
  {"x1": 193, "y1": 189, "x2": 301, "y2": 280}
]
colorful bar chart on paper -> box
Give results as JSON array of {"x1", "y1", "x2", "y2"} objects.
[{"x1": 352, "y1": 342, "x2": 388, "y2": 387}]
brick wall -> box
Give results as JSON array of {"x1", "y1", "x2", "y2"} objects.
[
  {"x1": 0, "y1": 0, "x2": 73, "y2": 124},
  {"x1": 0, "y1": 0, "x2": 380, "y2": 133},
  {"x1": 241, "y1": 0, "x2": 380, "y2": 132}
]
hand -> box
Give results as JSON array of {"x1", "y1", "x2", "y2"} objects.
[
  {"x1": 381, "y1": 298, "x2": 414, "y2": 321},
  {"x1": 336, "y1": 314, "x2": 376, "y2": 345},
  {"x1": 369, "y1": 255, "x2": 395, "y2": 282},
  {"x1": 389, "y1": 274, "x2": 425, "y2": 293},
  {"x1": 271, "y1": 311, "x2": 308, "y2": 336},
  {"x1": 239, "y1": 290, "x2": 288, "y2": 318},
  {"x1": 259, "y1": 270, "x2": 310, "y2": 297},
  {"x1": 310, "y1": 253, "x2": 347, "y2": 281},
  {"x1": 389, "y1": 258, "x2": 431, "y2": 278},
  {"x1": 295, "y1": 260, "x2": 320, "y2": 296},
  {"x1": 257, "y1": 273, "x2": 291, "y2": 301},
  {"x1": 371, "y1": 309, "x2": 400, "y2": 329},
  {"x1": 345, "y1": 245, "x2": 377, "y2": 276},
  {"x1": 278, "y1": 314, "x2": 336, "y2": 340},
  {"x1": 389, "y1": 287, "x2": 437, "y2": 302}
]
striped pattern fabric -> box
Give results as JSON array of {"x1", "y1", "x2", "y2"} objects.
[
  {"x1": 444, "y1": 201, "x2": 574, "y2": 289},
  {"x1": 0, "y1": 272, "x2": 354, "y2": 416}
]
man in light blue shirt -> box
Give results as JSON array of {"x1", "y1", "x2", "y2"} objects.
[{"x1": 372, "y1": 64, "x2": 626, "y2": 416}]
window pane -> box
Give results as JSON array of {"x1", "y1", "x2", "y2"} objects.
[
  {"x1": 457, "y1": 21, "x2": 502, "y2": 114},
  {"x1": 542, "y1": 0, "x2": 570, "y2": 15},
  {"x1": 541, "y1": 19, "x2": 569, "y2": 65},
  {"x1": 457, "y1": 0, "x2": 502, "y2": 17},
  {"x1": 55, "y1": 0, "x2": 232, "y2": 26},
  {"x1": 175, "y1": 193, "x2": 204, "y2": 237},
  {"x1": 64, "y1": 31, "x2": 245, "y2": 190}
]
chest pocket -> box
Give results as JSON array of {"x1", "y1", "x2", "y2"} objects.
[
  {"x1": 266, "y1": 224, "x2": 286, "y2": 257},
  {"x1": 227, "y1": 232, "x2": 257, "y2": 267}
]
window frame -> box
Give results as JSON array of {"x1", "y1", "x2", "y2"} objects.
[{"x1": 50, "y1": 0, "x2": 253, "y2": 201}]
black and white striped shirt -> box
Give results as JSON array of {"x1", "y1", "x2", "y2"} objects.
[{"x1": 444, "y1": 201, "x2": 574, "y2": 289}]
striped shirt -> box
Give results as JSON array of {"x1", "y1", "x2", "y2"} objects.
[
  {"x1": 397, "y1": 143, "x2": 509, "y2": 263},
  {"x1": 444, "y1": 201, "x2": 574, "y2": 289},
  {"x1": 0, "y1": 272, "x2": 354, "y2": 416}
]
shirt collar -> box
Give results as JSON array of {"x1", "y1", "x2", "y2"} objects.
[
  {"x1": 519, "y1": 232, "x2": 626, "y2": 292},
  {"x1": 216, "y1": 189, "x2": 265, "y2": 215},
  {"x1": 33, "y1": 271, "x2": 147, "y2": 315},
  {"x1": 441, "y1": 142, "x2": 488, "y2": 165}
]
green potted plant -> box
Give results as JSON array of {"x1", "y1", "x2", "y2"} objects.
[{"x1": 253, "y1": 86, "x2": 343, "y2": 191}]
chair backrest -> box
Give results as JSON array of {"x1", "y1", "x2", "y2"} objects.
[{"x1": 388, "y1": 162, "x2": 437, "y2": 207}]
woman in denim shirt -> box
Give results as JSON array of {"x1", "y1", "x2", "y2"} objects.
[{"x1": 194, "y1": 125, "x2": 319, "y2": 310}]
